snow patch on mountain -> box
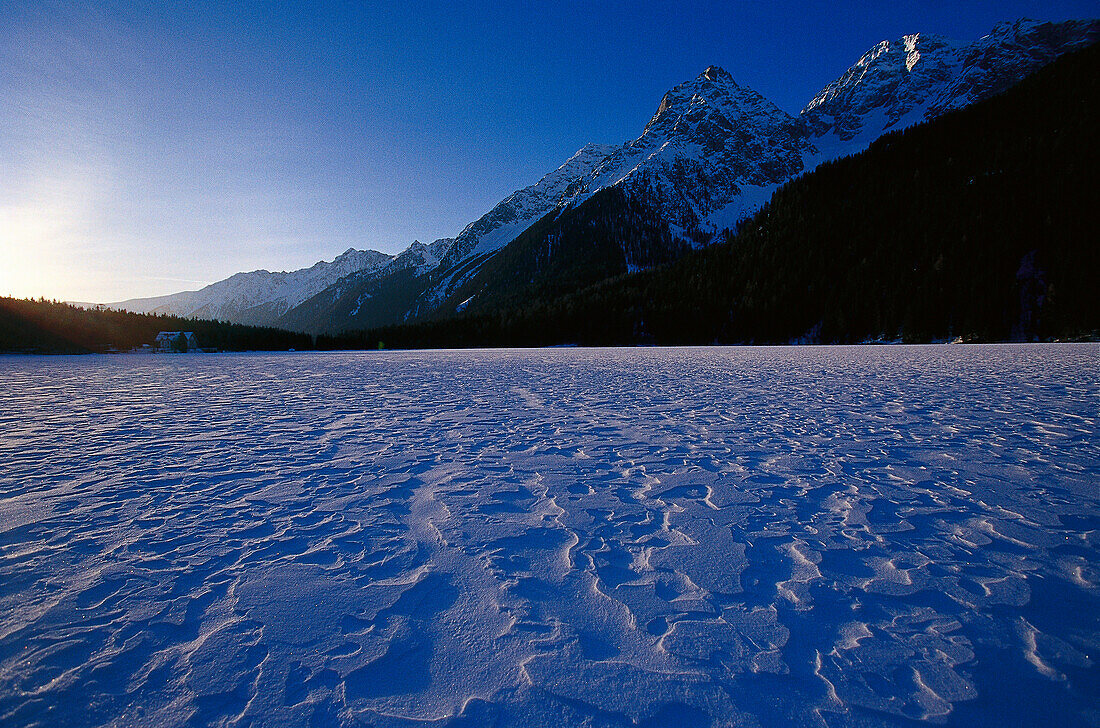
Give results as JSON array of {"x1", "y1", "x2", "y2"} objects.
[{"x1": 382, "y1": 238, "x2": 454, "y2": 276}]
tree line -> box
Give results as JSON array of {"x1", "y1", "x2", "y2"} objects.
[{"x1": 0, "y1": 298, "x2": 313, "y2": 354}]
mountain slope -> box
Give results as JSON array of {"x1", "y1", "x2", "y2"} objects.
[
  {"x1": 415, "y1": 66, "x2": 813, "y2": 310},
  {"x1": 326, "y1": 41, "x2": 1099, "y2": 348},
  {"x1": 436, "y1": 144, "x2": 618, "y2": 267},
  {"x1": 275, "y1": 239, "x2": 454, "y2": 334},
  {"x1": 436, "y1": 186, "x2": 691, "y2": 318}
]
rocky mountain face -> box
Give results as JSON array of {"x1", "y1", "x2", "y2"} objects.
[
  {"x1": 114, "y1": 19, "x2": 1097, "y2": 334},
  {"x1": 411, "y1": 67, "x2": 812, "y2": 313},
  {"x1": 802, "y1": 18, "x2": 1099, "y2": 155},
  {"x1": 570, "y1": 65, "x2": 812, "y2": 241}
]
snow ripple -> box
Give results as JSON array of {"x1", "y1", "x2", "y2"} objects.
[{"x1": 0, "y1": 345, "x2": 1097, "y2": 727}]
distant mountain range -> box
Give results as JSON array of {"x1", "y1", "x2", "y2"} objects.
[
  {"x1": 113, "y1": 248, "x2": 392, "y2": 326},
  {"x1": 110, "y1": 18, "x2": 1098, "y2": 335}
]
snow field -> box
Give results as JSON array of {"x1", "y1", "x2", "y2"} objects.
[{"x1": 0, "y1": 345, "x2": 1097, "y2": 727}]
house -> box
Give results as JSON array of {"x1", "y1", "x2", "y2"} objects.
[{"x1": 155, "y1": 331, "x2": 199, "y2": 353}]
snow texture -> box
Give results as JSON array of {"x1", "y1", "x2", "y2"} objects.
[{"x1": 1, "y1": 344, "x2": 1098, "y2": 727}]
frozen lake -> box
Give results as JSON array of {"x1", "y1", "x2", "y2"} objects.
[{"x1": 1, "y1": 345, "x2": 1097, "y2": 727}]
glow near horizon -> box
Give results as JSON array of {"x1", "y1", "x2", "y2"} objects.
[{"x1": 1, "y1": 0, "x2": 1095, "y2": 303}]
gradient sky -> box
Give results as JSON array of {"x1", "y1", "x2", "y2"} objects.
[{"x1": 2, "y1": 1, "x2": 1096, "y2": 302}]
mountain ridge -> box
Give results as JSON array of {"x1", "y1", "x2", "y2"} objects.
[
  {"x1": 110, "y1": 18, "x2": 1098, "y2": 334},
  {"x1": 294, "y1": 16, "x2": 1095, "y2": 335},
  {"x1": 112, "y1": 246, "x2": 394, "y2": 327},
  {"x1": 324, "y1": 40, "x2": 1099, "y2": 348}
]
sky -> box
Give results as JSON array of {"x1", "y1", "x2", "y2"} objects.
[{"x1": 1, "y1": 1, "x2": 1096, "y2": 302}]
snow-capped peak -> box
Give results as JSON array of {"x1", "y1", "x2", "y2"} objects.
[
  {"x1": 701, "y1": 65, "x2": 732, "y2": 82},
  {"x1": 801, "y1": 18, "x2": 1098, "y2": 147},
  {"x1": 433, "y1": 65, "x2": 803, "y2": 277},
  {"x1": 642, "y1": 64, "x2": 766, "y2": 136},
  {"x1": 557, "y1": 65, "x2": 808, "y2": 240},
  {"x1": 801, "y1": 33, "x2": 957, "y2": 116}
]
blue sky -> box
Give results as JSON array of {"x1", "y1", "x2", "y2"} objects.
[{"x1": 1, "y1": 0, "x2": 1096, "y2": 302}]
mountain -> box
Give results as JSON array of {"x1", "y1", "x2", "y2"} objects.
[
  {"x1": 114, "y1": 18, "x2": 1096, "y2": 334},
  {"x1": 275, "y1": 237, "x2": 454, "y2": 333},
  {"x1": 801, "y1": 18, "x2": 1099, "y2": 157},
  {"x1": 325, "y1": 40, "x2": 1100, "y2": 348},
  {"x1": 437, "y1": 143, "x2": 618, "y2": 267},
  {"x1": 440, "y1": 65, "x2": 810, "y2": 266},
  {"x1": 571, "y1": 66, "x2": 810, "y2": 236},
  {"x1": 113, "y1": 247, "x2": 393, "y2": 327},
  {"x1": 405, "y1": 66, "x2": 819, "y2": 319},
  {"x1": 287, "y1": 65, "x2": 816, "y2": 334},
  {"x1": 285, "y1": 17, "x2": 1095, "y2": 335}
]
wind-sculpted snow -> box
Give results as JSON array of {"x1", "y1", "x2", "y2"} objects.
[{"x1": 1, "y1": 345, "x2": 1097, "y2": 727}]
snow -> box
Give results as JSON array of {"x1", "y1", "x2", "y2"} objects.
[
  {"x1": 438, "y1": 143, "x2": 617, "y2": 267},
  {"x1": 2, "y1": 344, "x2": 1097, "y2": 727},
  {"x1": 349, "y1": 292, "x2": 371, "y2": 318},
  {"x1": 904, "y1": 34, "x2": 922, "y2": 72},
  {"x1": 801, "y1": 18, "x2": 1098, "y2": 155},
  {"x1": 703, "y1": 183, "x2": 779, "y2": 234}
]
